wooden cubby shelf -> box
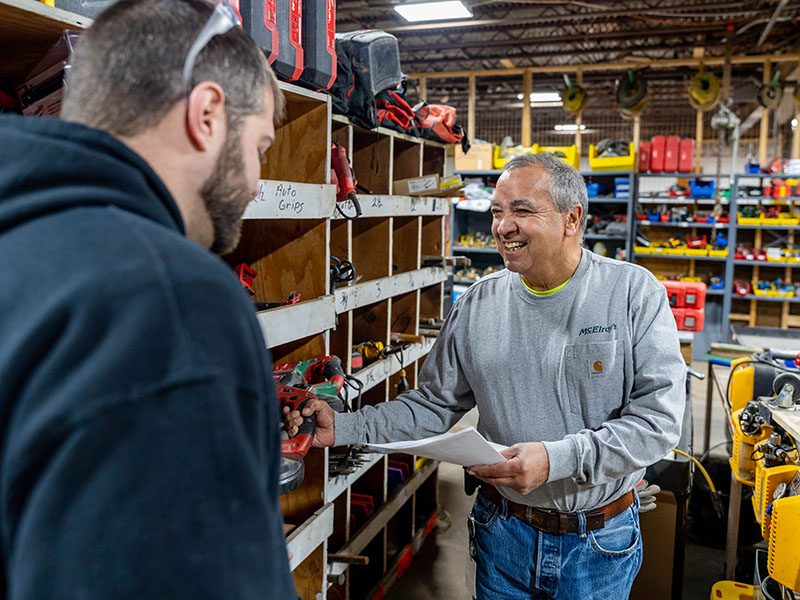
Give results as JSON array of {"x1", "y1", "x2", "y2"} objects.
[{"x1": 5, "y1": 5, "x2": 452, "y2": 596}]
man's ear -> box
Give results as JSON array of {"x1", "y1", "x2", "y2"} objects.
[
  {"x1": 185, "y1": 81, "x2": 227, "y2": 152},
  {"x1": 564, "y1": 204, "x2": 583, "y2": 237}
]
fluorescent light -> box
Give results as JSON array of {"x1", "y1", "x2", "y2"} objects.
[
  {"x1": 516, "y1": 91, "x2": 563, "y2": 103},
  {"x1": 394, "y1": 1, "x2": 472, "y2": 22},
  {"x1": 554, "y1": 124, "x2": 586, "y2": 132}
]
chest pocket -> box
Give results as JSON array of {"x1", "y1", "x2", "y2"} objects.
[{"x1": 564, "y1": 340, "x2": 625, "y2": 427}]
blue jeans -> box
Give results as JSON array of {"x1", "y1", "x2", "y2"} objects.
[{"x1": 468, "y1": 490, "x2": 642, "y2": 599}]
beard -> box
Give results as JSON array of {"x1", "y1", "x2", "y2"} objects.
[{"x1": 200, "y1": 124, "x2": 253, "y2": 255}]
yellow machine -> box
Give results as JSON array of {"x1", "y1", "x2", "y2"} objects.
[{"x1": 716, "y1": 354, "x2": 800, "y2": 597}]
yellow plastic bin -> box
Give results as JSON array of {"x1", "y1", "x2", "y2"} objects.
[
  {"x1": 634, "y1": 246, "x2": 652, "y2": 254},
  {"x1": 589, "y1": 142, "x2": 635, "y2": 171},
  {"x1": 709, "y1": 580, "x2": 754, "y2": 600},
  {"x1": 536, "y1": 144, "x2": 579, "y2": 169},
  {"x1": 737, "y1": 216, "x2": 761, "y2": 225},
  {"x1": 709, "y1": 249, "x2": 728, "y2": 257},
  {"x1": 493, "y1": 145, "x2": 536, "y2": 170}
]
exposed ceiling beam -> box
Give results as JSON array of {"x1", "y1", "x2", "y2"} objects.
[
  {"x1": 757, "y1": 0, "x2": 791, "y2": 46},
  {"x1": 407, "y1": 52, "x2": 800, "y2": 79},
  {"x1": 399, "y1": 25, "x2": 727, "y2": 53}
]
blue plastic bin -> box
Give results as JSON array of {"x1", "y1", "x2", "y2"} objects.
[{"x1": 690, "y1": 179, "x2": 715, "y2": 198}]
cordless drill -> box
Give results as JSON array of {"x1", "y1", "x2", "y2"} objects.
[{"x1": 330, "y1": 142, "x2": 362, "y2": 219}]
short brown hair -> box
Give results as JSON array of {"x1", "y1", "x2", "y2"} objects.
[{"x1": 62, "y1": 0, "x2": 285, "y2": 136}]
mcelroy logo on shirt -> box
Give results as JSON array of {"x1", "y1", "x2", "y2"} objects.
[{"x1": 578, "y1": 323, "x2": 617, "y2": 336}]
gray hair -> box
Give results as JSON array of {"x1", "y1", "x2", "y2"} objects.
[
  {"x1": 62, "y1": 0, "x2": 285, "y2": 137},
  {"x1": 502, "y1": 152, "x2": 588, "y2": 232}
]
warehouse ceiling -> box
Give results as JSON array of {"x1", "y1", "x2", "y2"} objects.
[
  {"x1": 336, "y1": 1, "x2": 800, "y2": 148},
  {"x1": 336, "y1": 0, "x2": 800, "y2": 73}
]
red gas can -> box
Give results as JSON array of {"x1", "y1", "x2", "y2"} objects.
[
  {"x1": 638, "y1": 140, "x2": 651, "y2": 172},
  {"x1": 664, "y1": 136, "x2": 680, "y2": 173},
  {"x1": 650, "y1": 136, "x2": 665, "y2": 173},
  {"x1": 679, "y1": 138, "x2": 695, "y2": 173}
]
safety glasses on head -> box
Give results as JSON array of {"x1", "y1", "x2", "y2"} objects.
[{"x1": 181, "y1": 0, "x2": 241, "y2": 95}]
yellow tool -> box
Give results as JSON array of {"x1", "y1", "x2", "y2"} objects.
[
  {"x1": 560, "y1": 74, "x2": 587, "y2": 114},
  {"x1": 688, "y1": 69, "x2": 720, "y2": 112},
  {"x1": 717, "y1": 354, "x2": 800, "y2": 594}
]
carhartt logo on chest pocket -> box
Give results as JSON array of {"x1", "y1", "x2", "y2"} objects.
[{"x1": 588, "y1": 358, "x2": 605, "y2": 376}]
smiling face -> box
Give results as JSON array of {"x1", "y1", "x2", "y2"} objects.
[{"x1": 491, "y1": 164, "x2": 582, "y2": 287}]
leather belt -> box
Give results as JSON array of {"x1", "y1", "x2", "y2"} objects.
[{"x1": 479, "y1": 485, "x2": 634, "y2": 535}]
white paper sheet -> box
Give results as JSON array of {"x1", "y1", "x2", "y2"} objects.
[{"x1": 363, "y1": 427, "x2": 507, "y2": 467}]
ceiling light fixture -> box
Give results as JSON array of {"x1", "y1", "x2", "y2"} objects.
[
  {"x1": 394, "y1": 1, "x2": 472, "y2": 23},
  {"x1": 554, "y1": 124, "x2": 586, "y2": 132},
  {"x1": 516, "y1": 92, "x2": 563, "y2": 103}
]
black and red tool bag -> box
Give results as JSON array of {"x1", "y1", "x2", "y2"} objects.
[
  {"x1": 329, "y1": 39, "x2": 354, "y2": 114},
  {"x1": 375, "y1": 78, "x2": 419, "y2": 136},
  {"x1": 331, "y1": 29, "x2": 402, "y2": 129},
  {"x1": 413, "y1": 102, "x2": 470, "y2": 153},
  {"x1": 298, "y1": 0, "x2": 337, "y2": 90}
]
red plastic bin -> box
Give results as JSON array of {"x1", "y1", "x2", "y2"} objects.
[{"x1": 662, "y1": 280, "x2": 706, "y2": 309}]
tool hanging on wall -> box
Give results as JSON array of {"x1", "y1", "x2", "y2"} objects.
[
  {"x1": 560, "y1": 73, "x2": 587, "y2": 114},
  {"x1": 330, "y1": 256, "x2": 357, "y2": 290},
  {"x1": 757, "y1": 68, "x2": 783, "y2": 110},
  {"x1": 330, "y1": 141, "x2": 363, "y2": 220},
  {"x1": 616, "y1": 69, "x2": 647, "y2": 120},
  {"x1": 688, "y1": 69, "x2": 721, "y2": 112}
]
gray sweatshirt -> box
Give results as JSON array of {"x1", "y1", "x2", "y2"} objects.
[{"x1": 335, "y1": 249, "x2": 686, "y2": 512}]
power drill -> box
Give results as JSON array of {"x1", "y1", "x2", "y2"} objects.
[{"x1": 330, "y1": 142, "x2": 362, "y2": 219}]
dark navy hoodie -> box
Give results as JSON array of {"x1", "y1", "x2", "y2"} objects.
[{"x1": 0, "y1": 115, "x2": 296, "y2": 599}]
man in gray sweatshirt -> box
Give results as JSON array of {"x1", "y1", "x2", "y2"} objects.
[{"x1": 289, "y1": 152, "x2": 686, "y2": 599}]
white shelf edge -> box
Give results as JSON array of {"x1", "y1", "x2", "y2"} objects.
[
  {"x1": 352, "y1": 337, "x2": 437, "y2": 394},
  {"x1": 243, "y1": 180, "x2": 336, "y2": 219},
  {"x1": 334, "y1": 267, "x2": 447, "y2": 314},
  {"x1": 286, "y1": 503, "x2": 334, "y2": 571},
  {"x1": 333, "y1": 195, "x2": 451, "y2": 218},
  {"x1": 325, "y1": 453, "x2": 384, "y2": 503},
  {"x1": 257, "y1": 295, "x2": 336, "y2": 348},
  {"x1": 277, "y1": 80, "x2": 329, "y2": 103},
  {"x1": 2, "y1": 0, "x2": 93, "y2": 28}
]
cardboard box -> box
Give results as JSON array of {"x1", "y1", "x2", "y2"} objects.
[
  {"x1": 393, "y1": 174, "x2": 440, "y2": 196},
  {"x1": 392, "y1": 174, "x2": 465, "y2": 197},
  {"x1": 455, "y1": 144, "x2": 494, "y2": 171},
  {"x1": 22, "y1": 88, "x2": 63, "y2": 118}
]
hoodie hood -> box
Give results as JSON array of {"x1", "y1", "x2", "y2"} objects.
[{"x1": 0, "y1": 114, "x2": 184, "y2": 235}]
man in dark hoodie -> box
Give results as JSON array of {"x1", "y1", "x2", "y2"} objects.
[{"x1": 0, "y1": 1, "x2": 297, "y2": 598}]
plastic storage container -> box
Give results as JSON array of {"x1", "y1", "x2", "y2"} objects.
[
  {"x1": 679, "y1": 138, "x2": 695, "y2": 173},
  {"x1": 638, "y1": 140, "x2": 651, "y2": 172},
  {"x1": 614, "y1": 176, "x2": 630, "y2": 199},
  {"x1": 690, "y1": 179, "x2": 716, "y2": 198},
  {"x1": 664, "y1": 135, "x2": 680, "y2": 173},
  {"x1": 650, "y1": 136, "x2": 665, "y2": 172},
  {"x1": 537, "y1": 144, "x2": 579, "y2": 169},
  {"x1": 588, "y1": 142, "x2": 635, "y2": 171}
]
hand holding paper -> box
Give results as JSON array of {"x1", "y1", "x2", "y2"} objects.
[{"x1": 363, "y1": 427, "x2": 507, "y2": 467}]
